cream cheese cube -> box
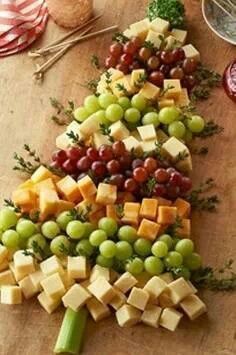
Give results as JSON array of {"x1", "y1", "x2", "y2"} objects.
[
  {"x1": 67, "y1": 256, "x2": 88, "y2": 280},
  {"x1": 171, "y1": 29, "x2": 187, "y2": 45},
  {"x1": 0, "y1": 269, "x2": 16, "y2": 286},
  {"x1": 79, "y1": 114, "x2": 101, "y2": 137},
  {"x1": 37, "y1": 291, "x2": 61, "y2": 314},
  {"x1": 139, "y1": 82, "x2": 160, "y2": 100},
  {"x1": 40, "y1": 255, "x2": 64, "y2": 276},
  {"x1": 130, "y1": 18, "x2": 150, "y2": 40},
  {"x1": 88, "y1": 277, "x2": 116, "y2": 304},
  {"x1": 159, "y1": 307, "x2": 183, "y2": 331},
  {"x1": 13, "y1": 250, "x2": 35, "y2": 277},
  {"x1": 110, "y1": 120, "x2": 130, "y2": 141},
  {"x1": 29, "y1": 269, "x2": 46, "y2": 292},
  {"x1": 86, "y1": 297, "x2": 111, "y2": 322},
  {"x1": 141, "y1": 139, "x2": 157, "y2": 152},
  {"x1": 159, "y1": 272, "x2": 174, "y2": 284},
  {"x1": 141, "y1": 305, "x2": 162, "y2": 327},
  {"x1": 150, "y1": 17, "x2": 169, "y2": 34},
  {"x1": 0, "y1": 245, "x2": 8, "y2": 264},
  {"x1": 90, "y1": 265, "x2": 110, "y2": 283},
  {"x1": 109, "y1": 288, "x2": 127, "y2": 310},
  {"x1": 1, "y1": 286, "x2": 22, "y2": 305},
  {"x1": 116, "y1": 304, "x2": 141, "y2": 327},
  {"x1": 96, "y1": 183, "x2": 117, "y2": 205},
  {"x1": 168, "y1": 277, "x2": 194, "y2": 304},
  {"x1": 131, "y1": 69, "x2": 146, "y2": 88},
  {"x1": 19, "y1": 275, "x2": 38, "y2": 299},
  {"x1": 127, "y1": 287, "x2": 149, "y2": 311},
  {"x1": 93, "y1": 132, "x2": 112, "y2": 149},
  {"x1": 137, "y1": 124, "x2": 156, "y2": 141},
  {"x1": 182, "y1": 44, "x2": 200, "y2": 62},
  {"x1": 123, "y1": 136, "x2": 141, "y2": 151},
  {"x1": 145, "y1": 30, "x2": 164, "y2": 49},
  {"x1": 62, "y1": 284, "x2": 91, "y2": 311},
  {"x1": 41, "y1": 272, "x2": 66, "y2": 299},
  {"x1": 164, "y1": 35, "x2": 179, "y2": 50},
  {"x1": 163, "y1": 79, "x2": 182, "y2": 99},
  {"x1": 180, "y1": 294, "x2": 207, "y2": 320},
  {"x1": 114, "y1": 272, "x2": 138, "y2": 293},
  {"x1": 144, "y1": 276, "x2": 167, "y2": 301}
]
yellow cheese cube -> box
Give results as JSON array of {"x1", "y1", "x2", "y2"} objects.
[
  {"x1": 176, "y1": 218, "x2": 191, "y2": 237},
  {"x1": 140, "y1": 198, "x2": 158, "y2": 220},
  {"x1": 13, "y1": 250, "x2": 35, "y2": 277},
  {"x1": 56, "y1": 200, "x2": 75, "y2": 214},
  {"x1": 163, "y1": 79, "x2": 182, "y2": 99},
  {"x1": 130, "y1": 18, "x2": 150, "y2": 40},
  {"x1": 114, "y1": 272, "x2": 137, "y2": 293},
  {"x1": 0, "y1": 245, "x2": 8, "y2": 264},
  {"x1": 0, "y1": 269, "x2": 16, "y2": 286},
  {"x1": 9, "y1": 262, "x2": 25, "y2": 282},
  {"x1": 79, "y1": 114, "x2": 101, "y2": 137},
  {"x1": 140, "y1": 139, "x2": 157, "y2": 153},
  {"x1": 90, "y1": 265, "x2": 110, "y2": 283},
  {"x1": 137, "y1": 124, "x2": 156, "y2": 141},
  {"x1": 56, "y1": 176, "x2": 82, "y2": 203},
  {"x1": 168, "y1": 277, "x2": 194, "y2": 304},
  {"x1": 180, "y1": 294, "x2": 207, "y2": 320},
  {"x1": 122, "y1": 136, "x2": 141, "y2": 152},
  {"x1": 182, "y1": 44, "x2": 200, "y2": 61},
  {"x1": 175, "y1": 88, "x2": 190, "y2": 107},
  {"x1": 173, "y1": 198, "x2": 191, "y2": 218},
  {"x1": 60, "y1": 272, "x2": 75, "y2": 290},
  {"x1": 67, "y1": 256, "x2": 88, "y2": 280},
  {"x1": 145, "y1": 30, "x2": 164, "y2": 49},
  {"x1": 141, "y1": 305, "x2": 162, "y2": 328},
  {"x1": 157, "y1": 206, "x2": 177, "y2": 225},
  {"x1": 100, "y1": 68, "x2": 124, "y2": 84},
  {"x1": 111, "y1": 77, "x2": 134, "y2": 98},
  {"x1": 106, "y1": 204, "x2": 119, "y2": 221},
  {"x1": 135, "y1": 272, "x2": 152, "y2": 288},
  {"x1": 116, "y1": 304, "x2": 141, "y2": 327},
  {"x1": 109, "y1": 288, "x2": 127, "y2": 310},
  {"x1": 37, "y1": 291, "x2": 61, "y2": 314},
  {"x1": 31, "y1": 165, "x2": 53, "y2": 184},
  {"x1": 171, "y1": 29, "x2": 187, "y2": 45},
  {"x1": 77, "y1": 175, "x2": 97, "y2": 200},
  {"x1": 187, "y1": 281, "x2": 198, "y2": 294},
  {"x1": 158, "y1": 99, "x2": 175, "y2": 109},
  {"x1": 41, "y1": 272, "x2": 66, "y2": 299},
  {"x1": 93, "y1": 132, "x2": 112, "y2": 149},
  {"x1": 162, "y1": 137, "x2": 189, "y2": 161},
  {"x1": 39, "y1": 188, "x2": 59, "y2": 219},
  {"x1": 62, "y1": 284, "x2": 91, "y2": 311},
  {"x1": 131, "y1": 69, "x2": 146, "y2": 88},
  {"x1": 159, "y1": 289, "x2": 176, "y2": 308},
  {"x1": 159, "y1": 307, "x2": 183, "y2": 331},
  {"x1": 109, "y1": 269, "x2": 120, "y2": 284},
  {"x1": 76, "y1": 196, "x2": 101, "y2": 218},
  {"x1": 79, "y1": 279, "x2": 91, "y2": 293},
  {"x1": 110, "y1": 121, "x2": 130, "y2": 141},
  {"x1": 12, "y1": 189, "x2": 37, "y2": 212},
  {"x1": 122, "y1": 202, "x2": 140, "y2": 226},
  {"x1": 144, "y1": 276, "x2": 167, "y2": 301},
  {"x1": 139, "y1": 82, "x2": 160, "y2": 100},
  {"x1": 40, "y1": 255, "x2": 64, "y2": 276},
  {"x1": 29, "y1": 269, "x2": 46, "y2": 292},
  {"x1": 86, "y1": 297, "x2": 111, "y2": 322},
  {"x1": 150, "y1": 17, "x2": 169, "y2": 34},
  {"x1": 96, "y1": 183, "x2": 117, "y2": 205},
  {"x1": 88, "y1": 277, "x2": 116, "y2": 304},
  {"x1": 56, "y1": 133, "x2": 70, "y2": 150},
  {"x1": 1, "y1": 286, "x2": 22, "y2": 305},
  {"x1": 127, "y1": 287, "x2": 149, "y2": 311},
  {"x1": 159, "y1": 272, "x2": 174, "y2": 284},
  {"x1": 0, "y1": 259, "x2": 9, "y2": 272},
  {"x1": 18, "y1": 275, "x2": 38, "y2": 299},
  {"x1": 18, "y1": 179, "x2": 35, "y2": 190},
  {"x1": 137, "y1": 219, "x2": 161, "y2": 241},
  {"x1": 164, "y1": 35, "x2": 179, "y2": 50},
  {"x1": 35, "y1": 178, "x2": 55, "y2": 195}
]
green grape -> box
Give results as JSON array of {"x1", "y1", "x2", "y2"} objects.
[
  {"x1": 184, "y1": 253, "x2": 202, "y2": 270},
  {"x1": 0, "y1": 208, "x2": 18, "y2": 231},
  {"x1": 66, "y1": 220, "x2": 85, "y2": 240},
  {"x1": 56, "y1": 211, "x2": 74, "y2": 231},
  {"x1": 73, "y1": 107, "x2": 90, "y2": 122},
  {"x1": 158, "y1": 234, "x2": 173, "y2": 250},
  {"x1": 99, "y1": 240, "x2": 117, "y2": 258},
  {"x1": 76, "y1": 239, "x2": 94, "y2": 257},
  {"x1": 50, "y1": 235, "x2": 71, "y2": 257},
  {"x1": 105, "y1": 104, "x2": 124, "y2": 122},
  {"x1": 143, "y1": 106, "x2": 158, "y2": 114},
  {"x1": 2, "y1": 230, "x2": 20, "y2": 249},
  {"x1": 142, "y1": 112, "x2": 160, "y2": 127},
  {"x1": 175, "y1": 239, "x2": 194, "y2": 257},
  {"x1": 173, "y1": 266, "x2": 191, "y2": 280},
  {"x1": 41, "y1": 221, "x2": 60, "y2": 240},
  {"x1": 183, "y1": 129, "x2": 193, "y2": 143},
  {"x1": 118, "y1": 97, "x2": 131, "y2": 110},
  {"x1": 27, "y1": 233, "x2": 47, "y2": 250},
  {"x1": 0, "y1": 229, "x2": 3, "y2": 241},
  {"x1": 168, "y1": 121, "x2": 186, "y2": 139},
  {"x1": 44, "y1": 242, "x2": 53, "y2": 258},
  {"x1": 83, "y1": 222, "x2": 95, "y2": 239},
  {"x1": 115, "y1": 241, "x2": 133, "y2": 261},
  {"x1": 131, "y1": 94, "x2": 147, "y2": 111},
  {"x1": 187, "y1": 115, "x2": 205, "y2": 133},
  {"x1": 84, "y1": 95, "x2": 101, "y2": 114},
  {"x1": 159, "y1": 107, "x2": 180, "y2": 124},
  {"x1": 95, "y1": 110, "x2": 110, "y2": 125},
  {"x1": 144, "y1": 256, "x2": 164, "y2": 275},
  {"x1": 16, "y1": 220, "x2": 36, "y2": 239},
  {"x1": 118, "y1": 226, "x2": 137, "y2": 244},
  {"x1": 125, "y1": 257, "x2": 144, "y2": 275},
  {"x1": 124, "y1": 108, "x2": 141, "y2": 123},
  {"x1": 134, "y1": 238, "x2": 152, "y2": 257},
  {"x1": 151, "y1": 241, "x2": 168, "y2": 258},
  {"x1": 98, "y1": 217, "x2": 118, "y2": 237},
  {"x1": 96, "y1": 254, "x2": 114, "y2": 268},
  {"x1": 165, "y1": 251, "x2": 183, "y2": 268},
  {"x1": 99, "y1": 93, "x2": 117, "y2": 108},
  {"x1": 89, "y1": 229, "x2": 107, "y2": 247}
]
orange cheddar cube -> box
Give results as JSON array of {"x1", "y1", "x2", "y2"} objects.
[
  {"x1": 106, "y1": 205, "x2": 120, "y2": 221},
  {"x1": 173, "y1": 198, "x2": 191, "y2": 218},
  {"x1": 57, "y1": 176, "x2": 82, "y2": 203},
  {"x1": 18, "y1": 179, "x2": 35, "y2": 190},
  {"x1": 137, "y1": 219, "x2": 161, "y2": 241},
  {"x1": 39, "y1": 189, "x2": 59, "y2": 219},
  {"x1": 96, "y1": 183, "x2": 117, "y2": 205},
  {"x1": 89, "y1": 208, "x2": 106, "y2": 225},
  {"x1": 176, "y1": 219, "x2": 191, "y2": 237},
  {"x1": 31, "y1": 165, "x2": 53, "y2": 184},
  {"x1": 12, "y1": 189, "x2": 37, "y2": 212},
  {"x1": 140, "y1": 199, "x2": 158, "y2": 220},
  {"x1": 35, "y1": 178, "x2": 55, "y2": 194},
  {"x1": 156, "y1": 197, "x2": 172, "y2": 206},
  {"x1": 76, "y1": 197, "x2": 102, "y2": 217},
  {"x1": 121, "y1": 202, "x2": 140, "y2": 226},
  {"x1": 158, "y1": 224, "x2": 168, "y2": 235},
  {"x1": 77, "y1": 175, "x2": 97, "y2": 200},
  {"x1": 157, "y1": 206, "x2": 177, "y2": 225},
  {"x1": 56, "y1": 200, "x2": 75, "y2": 214}
]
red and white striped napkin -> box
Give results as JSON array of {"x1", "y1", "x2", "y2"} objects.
[{"x1": 0, "y1": 0, "x2": 48, "y2": 56}]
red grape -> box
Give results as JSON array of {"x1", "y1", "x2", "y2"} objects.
[
  {"x1": 125, "y1": 170, "x2": 133, "y2": 178},
  {"x1": 144, "y1": 157, "x2": 158, "y2": 173},
  {"x1": 50, "y1": 161, "x2": 60, "y2": 170},
  {"x1": 159, "y1": 64, "x2": 170, "y2": 76},
  {"x1": 183, "y1": 58, "x2": 198, "y2": 74},
  {"x1": 120, "y1": 53, "x2": 133, "y2": 66},
  {"x1": 66, "y1": 147, "x2": 83, "y2": 161},
  {"x1": 132, "y1": 158, "x2": 143, "y2": 170},
  {"x1": 62, "y1": 159, "x2": 77, "y2": 174},
  {"x1": 77, "y1": 156, "x2": 92, "y2": 171},
  {"x1": 112, "y1": 141, "x2": 126, "y2": 157},
  {"x1": 109, "y1": 42, "x2": 123, "y2": 57},
  {"x1": 116, "y1": 63, "x2": 129, "y2": 74},
  {"x1": 133, "y1": 167, "x2": 148, "y2": 183},
  {"x1": 107, "y1": 160, "x2": 121, "y2": 174},
  {"x1": 86, "y1": 147, "x2": 99, "y2": 161},
  {"x1": 180, "y1": 176, "x2": 192, "y2": 193},
  {"x1": 160, "y1": 51, "x2": 175, "y2": 65},
  {"x1": 129, "y1": 61, "x2": 141, "y2": 71},
  {"x1": 91, "y1": 161, "x2": 107, "y2": 177},
  {"x1": 105, "y1": 55, "x2": 117, "y2": 69},
  {"x1": 139, "y1": 47, "x2": 152, "y2": 62},
  {"x1": 130, "y1": 36, "x2": 142, "y2": 49},
  {"x1": 99, "y1": 145, "x2": 114, "y2": 161},
  {"x1": 182, "y1": 75, "x2": 196, "y2": 90},
  {"x1": 153, "y1": 183, "x2": 167, "y2": 197},
  {"x1": 123, "y1": 41, "x2": 137, "y2": 55},
  {"x1": 167, "y1": 185, "x2": 180, "y2": 199},
  {"x1": 166, "y1": 167, "x2": 176, "y2": 175},
  {"x1": 119, "y1": 153, "x2": 132, "y2": 169},
  {"x1": 170, "y1": 67, "x2": 184, "y2": 80},
  {"x1": 172, "y1": 48, "x2": 185, "y2": 62},
  {"x1": 149, "y1": 71, "x2": 164, "y2": 87},
  {"x1": 52, "y1": 150, "x2": 67, "y2": 164},
  {"x1": 169, "y1": 172, "x2": 183, "y2": 187},
  {"x1": 147, "y1": 56, "x2": 160, "y2": 70},
  {"x1": 154, "y1": 168, "x2": 170, "y2": 183},
  {"x1": 109, "y1": 174, "x2": 125, "y2": 189},
  {"x1": 124, "y1": 178, "x2": 138, "y2": 192}
]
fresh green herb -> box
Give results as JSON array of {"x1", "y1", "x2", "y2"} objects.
[
  {"x1": 23, "y1": 144, "x2": 41, "y2": 163},
  {"x1": 112, "y1": 32, "x2": 129, "y2": 44},
  {"x1": 66, "y1": 131, "x2": 85, "y2": 146},
  {"x1": 23, "y1": 241, "x2": 45, "y2": 260},
  {"x1": 13, "y1": 151, "x2": 40, "y2": 175},
  {"x1": 143, "y1": 40, "x2": 155, "y2": 50},
  {"x1": 160, "y1": 85, "x2": 174, "y2": 97},
  {"x1": 191, "y1": 146, "x2": 209, "y2": 156},
  {"x1": 69, "y1": 206, "x2": 92, "y2": 223},
  {"x1": 99, "y1": 124, "x2": 114, "y2": 143},
  {"x1": 80, "y1": 78, "x2": 99, "y2": 94},
  {"x1": 115, "y1": 83, "x2": 129, "y2": 96},
  {"x1": 59, "y1": 243, "x2": 70, "y2": 256},
  {"x1": 187, "y1": 178, "x2": 220, "y2": 212},
  {"x1": 166, "y1": 216, "x2": 183, "y2": 236},
  {"x1": 3, "y1": 199, "x2": 21, "y2": 213},
  {"x1": 105, "y1": 70, "x2": 112, "y2": 86},
  {"x1": 196, "y1": 120, "x2": 224, "y2": 138},
  {"x1": 153, "y1": 141, "x2": 165, "y2": 161},
  {"x1": 175, "y1": 150, "x2": 189, "y2": 162},
  {"x1": 144, "y1": 177, "x2": 156, "y2": 197},
  {"x1": 116, "y1": 204, "x2": 124, "y2": 219},
  {"x1": 191, "y1": 65, "x2": 221, "y2": 101},
  {"x1": 134, "y1": 73, "x2": 148, "y2": 88},
  {"x1": 90, "y1": 54, "x2": 100, "y2": 69},
  {"x1": 50, "y1": 98, "x2": 75, "y2": 125},
  {"x1": 147, "y1": 0, "x2": 186, "y2": 29}
]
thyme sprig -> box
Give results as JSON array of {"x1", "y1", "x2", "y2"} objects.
[
  {"x1": 4, "y1": 199, "x2": 21, "y2": 213},
  {"x1": 13, "y1": 146, "x2": 41, "y2": 175},
  {"x1": 191, "y1": 146, "x2": 209, "y2": 156},
  {"x1": 68, "y1": 206, "x2": 92, "y2": 223},
  {"x1": 166, "y1": 216, "x2": 183, "y2": 236},
  {"x1": 175, "y1": 150, "x2": 189, "y2": 163},
  {"x1": 50, "y1": 98, "x2": 75, "y2": 126},
  {"x1": 196, "y1": 120, "x2": 224, "y2": 138},
  {"x1": 116, "y1": 204, "x2": 124, "y2": 219},
  {"x1": 99, "y1": 124, "x2": 114, "y2": 143},
  {"x1": 90, "y1": 54, "x2": 100, "y2": 69},
  {"x1": 191, "y1": 65, "x2": 221, "y2": 101},
  {"x1": 160, "y1": 85, "x2": 174, "y2": 97},
  {"x1": 143, "y1": 40, "x2": 155, "y2": 50},
  {"x1": 80, "y1": 78, "x2": 99, "y2": 94},
  {"x1": 23, "y1": 241, "x2": 45, "y2": 260},
  {"x1": 134, "y1": 73, "x2": 148, "y2": 88},
  {"x1": 116, "y1": 83, "x2": 129, "y2": 96},
  {"x1": 187, "y1": 178, "x2": 220, "y2": 212},
  {"x1": 112, "y1": 32, "x2": 129, "y2": 44},
  {"x1": 66, "y1": 131, "x2": 85, "y2": 146},
  {"x1": 143, "y1": 177, "x2": 156, "y2": 197}
]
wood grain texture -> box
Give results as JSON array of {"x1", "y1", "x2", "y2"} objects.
[{"x1": 0, "y1": 0, "x2": 236, "y2": 354}]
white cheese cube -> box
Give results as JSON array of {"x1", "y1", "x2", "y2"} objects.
[
  {"x1": 19, "y1": 275, "x2": 38, "y2": 299},
  {"x1": 141, "y1": 305, "x2": 162, "y2": 327},
  {"x1": 150, "y1": 17, "x2": 169, "y2": 34},
  {"x1": 29, "y1": 269, "x2": 46, "y2": 292},
  {"x1": 0, "y1": 245, "x2": 8, "y2": 264},
  {"x1": 171, "y1": 29, "x2": 187, "y2": 45},
  {"x1": 86, "y1": 297, "x2": 111, "y2": 322},
  {"x1": 79, "y1": 279, "x2": 91, "y2": 293},
  {"x1": 40, "y1": 255, "x2": 64, "y2": 276},
  {"x1": 97, "y1": 80, "x2": 110, "y2": 95},
  {"x1": 127, "y1": 287, "x2": 149, "y2": 311},
  {"x1": 9, "y1": 262, "x2": 25, "y2": 282},
  {"x1": 141, "y1": 139, "x2": 157, "y2": 152},
  {"x1": 162, "y1": 137, "x2": 190, "y2": 163},
  {"x1": 41, "y1": 272, "x2": 66, "y2": 300},
  {"x1": 1, "y1": 286, "x2": 22, "y2": 305},
  {"x1": 175, "y1": 88, "x2": 190, "y2": 107},
  {"x1": 90, "y1": 265, "x2": 110, "y2": 283},
  {"x1": 139, "y1": 82, "x2": 160, "y2": 100},
  {"x1": 130, "y1": 18, "x2": 150, "y2": 40},
  {"x1": 123, "y1": 28, "x2": 134, "y2": 39},
  {"x1": 109, "y1": 288, "x2": 127, "y2": 310},
  {"x1": 165, "y1": 35, "x2": 179, "y2": 50},
  {"x1": 159, "y1": 307, "x2": 183, "y2": 331},
  {"x1": 67, "y1": 256, "x2": 88, "y2": 280},
  {"x1": 176, "y1": 154, "x2": 193, "y2": 173},
  {"x1": 145, "y1": 30, "x2": 164, "y2": 49},
  {"x1": 88, "y1": 277, "x2": 116, "y2": 304},
  {"x1": 114, "y1": 272, "x2": 137, "y2": 293},
  {"x1": 168, "y1": 277, "x2": 194, "y2": 304},
  {"x1": 158, "y1": 99, "x2": 175, "y2": 109},
  {"x1": 182, "y1": 44, "x2": 200, "y2": 62},
  {"x1": 159, "y1": 289, "x2": 176, "y2": 308},
  {"x1": 137, "y1": 124, "x2": 156, "y2": 141},
  {"x1": 96, "y1": 183, "x2": 117, "y2": 205},
  {"x1": 159, "y1": 272, "x2": 174, "y2": 284},
  {"x1": 0, "y1": 269, "x2": 16, "y2": 286},
  {"x1": 79, "y1": 114, "x2": 101, "y2": 137},
  {"x1": 100, "y1": 68, "x2": 124, "y2": 83},
  {"x1": 131, "y1": 129, "x2": 141, "y2": 141},
  {"x1": 116, "y1": 304, "x2": 141, "y2": 327},
  {"x1": 122, "y1": 136, "x2": 141, "y2": 151},
  {"x1": 93, "y1": 132, "x2": 112, "y2": 150},
  {"x1": 13, "y1": 250, "x2": 35, "y2": 277},
  {"x1": 131, "y1": 69, "x2": 146, "y2": 88},
  {"x1": 37, "y1": 291, "x2": 61, "y2": 314},
  {"x1": 56, "y1": 133, "x2": 71, "y2": 150},
  {"x1": 180, "y1": 294, "x2": 207, "y2": 320},
  {"x1": 144, "y1": 276, "x2": 167, "y2": 301},
  {"x1": 110, "y1": 121, "x2": 130, "y2": 141},
  {"x1": 163, "y1": 79, "x2": 182, "y2": 99},
  {"x1": 62, "y1": 284, "x2": 91, "y2": 312},
  {"x1": 0, "y1": 259, "x2": 9, "y2": 272},
  {"x1": 111, "y1": 77, "x2": 134, "y2": 98}
]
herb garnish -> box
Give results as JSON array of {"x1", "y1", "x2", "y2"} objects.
[
  {"x1": 115, "y1": 83, "x2": 129, "y2": 96},
  {"x1": 159, "y1": 85, "x2": 174, "y2": 97},
  {"x1": 196, "y1": 120, "x2": 224, "y2": 138},
  {"x1": 175, "y1": 150, "x2": 189, "y2": 163},
  {"x1": 4, "y1": 199, "x2": 21, "y2": 213},
  {"x1": 191, "y1": 65, "x2": 221, "y2": 101},
  {"x1": 23, "y1": 241, "x2": 45, "y2": 260},
  {"x1": 68, "y1": 206, "x2": 92, "y2": 223},
  {"x1": 80, "y1": 78, "x2": 99, "y2": 94},
  {"x1": 99, "y1": 124, "x2": 114, "y2": 143},
  {"x1": 166, "y1": 216, "x2": 183, "y2": 236},
  {"x1": 143, "y1": 40, "x2": 155, "y2": 50},
  {"x1": 116, "y1": 204, "x2": 124, "y2": 219},
  {"x1": 147, "y1": 0, "x2": 186, "y2": 29},
  {"x1": 134, "y1": 73, "x2": 148, "y2": 88},
  {"x1": 144, "y1": 177, "x2": 157, "y2": 197},
  {"x1": 13, "y1": 144, "x2": 41, "y2": 175},
  {"x1": 187, "y1": 178, "x2": 220, "y2": 212},
  {"x1": 191, "y1": 146, "x2": 209, "y2": 156},
  {"x1": 50, "y1": 98, "x2": 75, "y2": 125},
  {"x1": 66, "y1": 131, "x2": 85, "y2": 146},
  {"x1": 112, "y1": 32, "x2": 129, "y2": 44},
  {"x1": 90, "y1": 54, "x2": 100, "y2": 69}
]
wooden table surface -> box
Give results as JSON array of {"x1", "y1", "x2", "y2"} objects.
[{"x1": 0, "y1": 0, "x2": 236, "y2": 354}]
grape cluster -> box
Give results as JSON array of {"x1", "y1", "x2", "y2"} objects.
[{"x1": 105, "y1": 37, "x2": 199, "y2": 92}]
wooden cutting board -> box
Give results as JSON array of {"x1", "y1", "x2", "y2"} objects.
[{"x1": 0, "y1": 1, "x2": 235, "y2": 354}]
